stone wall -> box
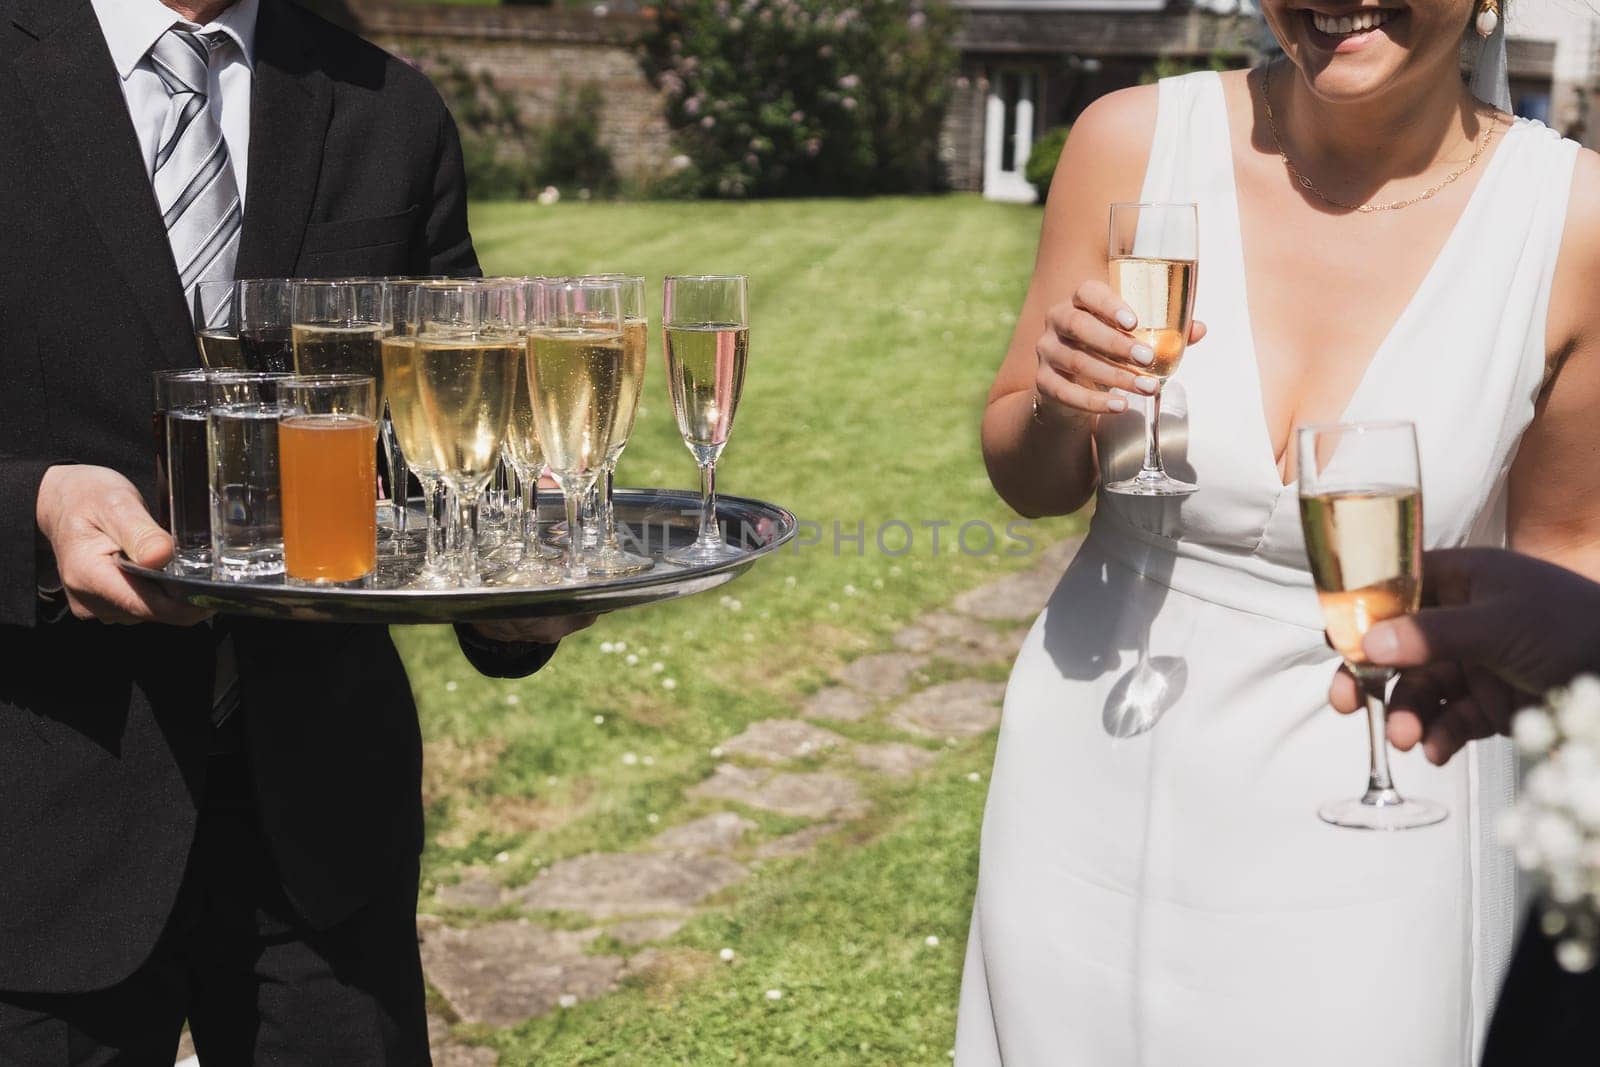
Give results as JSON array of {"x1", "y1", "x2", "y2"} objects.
[{"x1": 341, "y1": 1, "x2": 676, "y2": 186}]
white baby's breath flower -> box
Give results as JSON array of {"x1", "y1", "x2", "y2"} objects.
[
  {"x1": 711, "y1": 747, "x2": 724, "y2": 758},
  {"x1": 719, "y1": 947, "x2": 736, "y2": 962},
  {"x1": 1570, "y1": 775, "x2": 1600, "y2": 831},
  {"x1": 1513, "y1": 707, "x2": 1559, "y2": 755},
  {"x1": 647, "y1": 812, "x2": 660, "y2": 824},
  {"x1": 843, "y1": 584, "x2": 857, "y2": 596},
  {"x1": 652, "y1": 661, "x2": 665, "y2": 673},
  {"x1": 1562, "y1": 675, "x2": 1600, "y2": 741},
  {"x1": 784, "y1": 576, "x2": 797, "y2": 588},
  {"x1": 505, "y1": 693, "x2": 520, "y2": 706},
  {"x1": 495, "y1": 851, "x2": 510, "y2": 864},
  {"x1": 872, "y1": 578, "x2": 884, "y2": 590},
  {"x1": 594, "y1": 714, "x2": 606, "y2": 725},
  {"x1": 662, "y1": 678, "x2": 678, "y2": 690},
  {"x1": 615, "y1": 640, "x2": 628, "y2": 652},
  {"x1": 546, "y1": 776, "x2": 558, "y2": 786},
  {"x1": 924, "y1": 935, "x2": 940, "y2": 947},
  {"x1": 557, "y1": 993, "x2": 578, "y2": 1008},
  {"x1": 966, "y1": 772, "x2": 982, "y2": 783},
  {"x1": 1557, "y1": 938, "x2": 1597, "y2": 973},
  {"x1": 1527, "y1": 762, "x2": 1564, "y2": 806},
  {"x1": 765, "y1": 989, "x2": 783, "y2": 1001},
  {"x1": 829, "y1": 602, "x2": 841, "y2": 613},
  {"x1": 1536, "y1": 812, "x2": 1585, "y2": 866},
  {"x1": 742, "y1": 632, "x2": 754, "y2": 643},
  {"x1": 445, "y1": 680, "x2": 459, "y2": 693},
  {"x1": 622, "y1": 752, "x2": 639, "y2": 766},
  {"x1": 600, "y1": 641, "x2": 616, "y2": 654}
]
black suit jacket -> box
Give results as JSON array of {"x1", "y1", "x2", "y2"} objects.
[
  {"x1": 1481, "y1": 917, "x2": 1600, "y2": 1066},
  {"x1": 0, "y1": 0, "x2": 548, "y2": 994}
]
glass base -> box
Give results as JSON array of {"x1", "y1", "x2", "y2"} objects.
[
  {"x1": 212, "y1": 551, "x2": 283, "y2": 582},
  {"x1": 485, "y1": 555, "x2": 564, "y2": 587},
  {"x1": 169, "y1": 552, "x2": 212, "y2": 576},
  {"x1": 1104, "y1": 469, "x2": 1197, "y2": 497},
  {"x1": 585, "y1": 544, "x2": 656, "y2": 578},
  {"x1": 1319, "y1": 789, "x2": 1448, "y2": 831},
  {"x1": 666, "y1": 538, "x2": 743, "y2": 566},
  {"x1": 286, "y1": 572, "x2": 371, "y2": 589}
]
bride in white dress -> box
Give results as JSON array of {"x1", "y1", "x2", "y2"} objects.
[{"x1": 957, "y1": 2, "x2": 1600, "y2": 1064}]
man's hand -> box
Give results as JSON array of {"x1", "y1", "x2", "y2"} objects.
[
  {"x1": 1328, "y1": 548, "x2": 1600, "y2": 765},
  {"x1": 469, "y1": 614, "x2": 598, "y2": 645},
  {"x1": 35, "y1": 464, "x2": 212, "y2": 626}
]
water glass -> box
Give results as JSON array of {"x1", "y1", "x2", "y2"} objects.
[
  {"x1": 208, "y1": 371, "x2": 292, "y2": 580},
  {"x1": 153, "y1": 369, "x2": 212, "y2": 573}
]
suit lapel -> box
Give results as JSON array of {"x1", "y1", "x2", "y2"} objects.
[
  {"x1": 11, "y1": 0, "x2": 193, "y2": 360},
  {"x1": 234, "y1": 0, "x2": 331, "y2": 281}
]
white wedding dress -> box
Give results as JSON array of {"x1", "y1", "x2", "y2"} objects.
[{"x1": 956, "y1": 72, "x2": 1579, "y2": 1066}]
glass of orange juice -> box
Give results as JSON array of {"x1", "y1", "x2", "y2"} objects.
[{"x1": 278, "y1": 374, "x2": 379, "y2": 587}]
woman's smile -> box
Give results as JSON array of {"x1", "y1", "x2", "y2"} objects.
[{"x1": 1300, "y1": 5, "x2": 1407, "y2": 53}]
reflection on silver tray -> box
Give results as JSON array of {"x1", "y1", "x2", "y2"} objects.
[{"x1": 119, "y1": 489, "x2": 797, "y2": 623}]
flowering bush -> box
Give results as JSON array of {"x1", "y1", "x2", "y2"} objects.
[
  {"x1": 640, "y1": 0, "x2": 958, "y2": 197},
  {"x1": 1498, "y1": 674, "x2": 1600, "y2": 972}
]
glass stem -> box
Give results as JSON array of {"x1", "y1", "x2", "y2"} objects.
[
  {"x1": 697, "y1": 461, "x2": 720, "y2": 547},
  {"x1": 424, "y1": 476, "x2": 449, "y2": 572},
  {"x1": 1140, "y1": 387, "x2": 1165, "y2": 476},
  {"x1": 564, "y1": 483, "x2": 587, "y2": 580},
  {"x1": 456, "y1": 489, "x2": 481, "y2": 586},
  {"x1": 390, "y1": 433, "x2": 409, "y2": 538},
  {"x1": 602, "y1": 466, "x2": 619, "y2": 550},
  {"x1": 521, "y1": 471, "x2": 539, "y2": 557},
  {"x1": 1360, "y1": 669, "x2": 1400, "y2": 802}
]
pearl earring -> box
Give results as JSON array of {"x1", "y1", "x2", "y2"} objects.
[{"x1": 1476, "y1": 0, "x2": 1499, "y2": 38}]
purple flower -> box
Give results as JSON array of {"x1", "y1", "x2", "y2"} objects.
[
  {"x1": 909, "y1": 11, "x2": 925, "y2": 28},
  {"x1": 701, "y1": 115, "x2": 717, "y2": 128},
  {"x1": 840, "y1": 96, "x2": 857, "y2": 111},
  {"x1": 684, "y1": 95, "x2": 702, "y2": 115},
  {"x1": 790, "y1": 109, "x2": 805, "y2": 122},
  {"x1": 838, "y1": 74, "x2": 860, "y2": 90}
]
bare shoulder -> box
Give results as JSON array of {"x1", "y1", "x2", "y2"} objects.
[
  {"x1": 1549, "y1": 146, "x2": 1600, "y2": 357},
  {"x1": 1059, "y1": 83, "x2": 1159, "y2": 176}
]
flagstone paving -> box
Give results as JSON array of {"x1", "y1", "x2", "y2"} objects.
[
  {"x1": 411, "y1": 537, "x2": 1085, "y2": 1064},
  {"x1": 716, "y1": 718, "x2": 849, "y2": 762}
]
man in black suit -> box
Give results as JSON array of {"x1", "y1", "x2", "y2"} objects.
[
  {"x1": 0, "y1": 0, "x2": 590, "y2": 1061},
  {"x1": 1327, "y1": 549, "x2": 1600, "y2": 1067}
]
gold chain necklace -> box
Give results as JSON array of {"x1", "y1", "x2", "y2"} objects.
[{"x1": 1261, "y1": 63, "x2": 1500, "y2": 214}]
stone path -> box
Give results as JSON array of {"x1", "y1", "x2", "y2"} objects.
[{"x1": 415, "y1": 536, "x2": 1083, "y2": 1064}]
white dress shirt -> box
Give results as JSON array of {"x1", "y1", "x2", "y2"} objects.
[{"x1": 88, "y1": 0, "x2": 258, "y2": 207}]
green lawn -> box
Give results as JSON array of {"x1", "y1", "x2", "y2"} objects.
[{"x1": 400, "y1": 195, "x2": 1074, "y2": 1062}]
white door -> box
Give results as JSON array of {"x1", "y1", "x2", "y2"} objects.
[{"x1": 983, "y1": 68, "x2": 1040, "y2": 203}]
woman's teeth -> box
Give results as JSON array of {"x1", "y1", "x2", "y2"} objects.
[{"x1": 1310, "y1": 9, "x2": 1395, "y2": 35}]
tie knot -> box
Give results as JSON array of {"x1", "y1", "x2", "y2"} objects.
[{"x1": 149, "y1": 28, "x2": 223, "y2": 99}]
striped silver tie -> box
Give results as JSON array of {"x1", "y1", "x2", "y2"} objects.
[{"x1": 149, "y1": 28, "x2": 241, "y2": 319}]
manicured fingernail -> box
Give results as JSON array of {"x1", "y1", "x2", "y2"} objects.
[
  {"x1": 1115, "y1": 309, "x2": 1137, "y2": 330},
  {"x1": 1106, "y1": 396, "x2": 1128, "y2": 413},
  {"x1": 1364, "y1": 626, "x2": 1398, "y2": 662},
  {"x1": 1129, "y1": 344, "x2": 1155, "y2": 365},
  {"x1": 1135, "y1": 375, "x2": 1160, "y2": 394}
]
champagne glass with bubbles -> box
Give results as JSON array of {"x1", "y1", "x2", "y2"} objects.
[
  {"x1": 527, "y1": 278, "x2": 626, "y2": 583},
  {"x1": 1298, "y1": 421, "x2": 1446, "y2": 830},
  {"x1": 578, "y1": 273, "x2": 653, "y2": 576},
  {"x1": 1103, "y1": 202, "x2": 1198, "y2": 497},
  {"x1": 382, "y1": 281, "x2": 453, "y2": 587},
  {"x1": 412, "y1": 281, "x2": 520, "y2": 586},
  {"x1": 663, "y1": 274, "x2": 749, "y2": 564}
]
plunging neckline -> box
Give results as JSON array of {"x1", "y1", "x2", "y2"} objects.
[{"x1": 1214, "y1": 72, "x2": 1522, "y2": 490}]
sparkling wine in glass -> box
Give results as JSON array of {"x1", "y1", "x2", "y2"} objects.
[
  {"x1": 411, "y1": 282, "x2": 520, "y2": 586},
  {"x1": 1298, "y1": 420, "x2": 1446, "y2": 831},
  {"x1": 578, "y1": 273, "x2": 652, "y2": 577},
  {"x1": 527, "y1": 278, "x2": 626, "y2": 582},
  {"x1": 193, "y1": 281, "x2": 243, "y2": 369},
  {"x1": 663, "y1": 274, "x2": 749, "y2": 564},
  {"x1": 382, "y1": 326, "x2": 453, "y2": 589},
  {"x1": 1104, "y1": 202, "x2": 1198, "y2": 497},
  {"x1": 490, "y1": 342, "x2": 563, "y2": 587}
]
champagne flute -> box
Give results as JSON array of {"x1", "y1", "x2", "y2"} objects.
[
  {"x1": 1103, "y1": 202, "x2": 1198, "y2": 497},
  {"x1": 527, "y1": 278, "x2": 626, "y2": 582},
  {"x1": 578, "y1": 273, "x2": 653, "y2": 576},
  {"x1": 192, "y1": 281, "x2": 243, "y2": 369},
  {"x1": 382, "y1": 282, "x2": 452, "y2": 588},
  {"x1": 1298, "y1": 421, "x2": 1446, "y2": 831},
  {"x1": 490, "y1": 279, "x2": 562, "y2": 586},
  {"x1": 412, "y1": 281, "x2": 520, "y2": 586},
  {"x1": 662, "y1": 274, "x2": 749, "y2": 564}
]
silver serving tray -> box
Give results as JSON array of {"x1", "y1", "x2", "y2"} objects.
[{"x1": 119, "y1": 489, "x2": 797, "y2": 623}]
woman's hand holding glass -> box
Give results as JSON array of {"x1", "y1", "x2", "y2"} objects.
[{"x1": 1033, "y1": 280, "x2": 1206, "y2": 419}]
